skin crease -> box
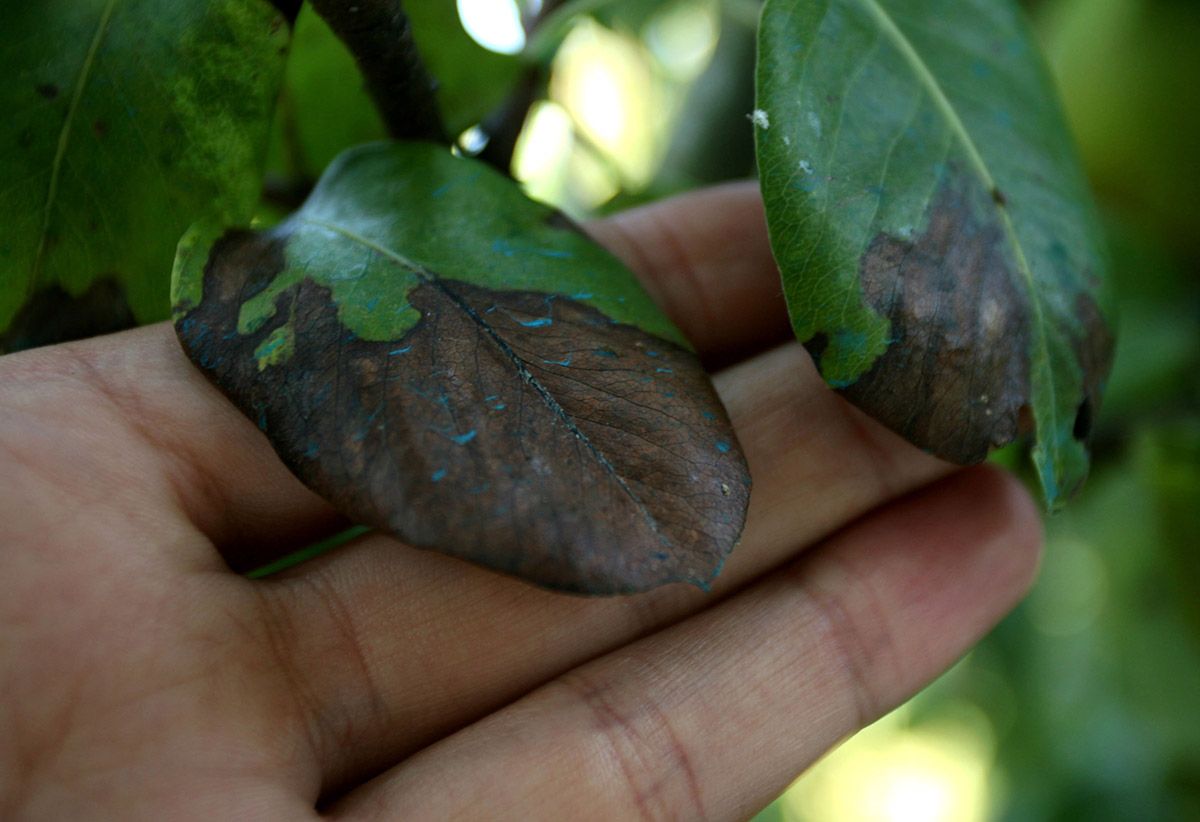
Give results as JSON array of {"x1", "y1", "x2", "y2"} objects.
[{"x1": 0, "y1": 181, "x2": 1042, "y2": 820}]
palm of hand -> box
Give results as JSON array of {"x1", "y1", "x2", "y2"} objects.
[{"x1": 0, "y1": 184, "x2": 1039, "y2": 820}]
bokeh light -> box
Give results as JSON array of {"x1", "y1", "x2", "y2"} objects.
[
  {"x1": 457, "y1": 0, "x2": 526, "y2": 55},
  {"x1": 644, "y1": 0, "x2": 720, "y2": 81},
  {"x1": 512, "y1": 100, "x2": 576, "y2": 204},
  {"x1": 461, "y1": 1, "x2": 722, "y2": 214},
  {"x1": 549, "y1": 18, "x2": 669, "y2": 190},
  {"x1": 779, "y1": 704, "x2": 995, "y2": 822}
]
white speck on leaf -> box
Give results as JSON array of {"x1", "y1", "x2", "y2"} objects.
[
  {"x1": 749, "y1": 109, "x2": 770, "y2": 129},
  {"x1": 807, "y1": 110, "x2": 821, "y2": 136},
  {"x1": 982, "y1": 298, "x2": 1003, "y2": 336},
  {"x1": 783, "y1": 135, "x2": 791, "y2": 146},
  {"x1": 799, "y1": 159, "x2": 813, "y2": 174}
]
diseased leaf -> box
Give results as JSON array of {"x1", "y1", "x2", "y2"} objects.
[
  {"x1": 173, "y1": 143, "x2": 750, "y2": 594},
  {"x1": 0, "y1": 0, "x2": 289, "y2": 351},
  {"x1": 755, "y1": 0, "x2": 1115, "y2": 508}
]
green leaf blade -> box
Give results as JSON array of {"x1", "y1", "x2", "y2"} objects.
[
  {"x1": 174, "y1": 143, "x2": 750, "y2": 594},
  {"x1": 756, "y1": 0, "x2": 1115, "y2": 508}
]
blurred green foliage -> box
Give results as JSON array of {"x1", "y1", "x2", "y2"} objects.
[{"x1": 1041, "y1": 0, "x2": 1200, "y2": 256}]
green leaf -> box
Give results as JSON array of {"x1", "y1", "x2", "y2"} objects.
[
  {"x1": 755, "y1": 0, "x2": 1115, "y2": 509},
  {"x1": 173, "y1": 142, "x2": 750, "y2": 594},
  {"x1": 0, "y1": 0, "x2": 289, "y2": 351}
]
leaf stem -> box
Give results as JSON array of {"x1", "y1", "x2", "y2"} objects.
[{"x1": 307, "y1": 0, "x2": 447, "y2": 143}]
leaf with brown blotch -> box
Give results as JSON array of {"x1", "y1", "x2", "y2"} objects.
[
  {"x1": 173, "y1": 143, "x2": 750, "y2": 595},
  {"x1": 756, "y1": 0, "x2": 1115, "y2": 509}
]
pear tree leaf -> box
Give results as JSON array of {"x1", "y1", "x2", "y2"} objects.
[
  {"x1": 756, "y1": 0, "x2": 1115, "y2": 509},
  {"x1": 173, "y1": 142, "x2": 751, "y2": 594},
  {"x1": 0, "y1": 0, "x2": 290, "y2": 351}
]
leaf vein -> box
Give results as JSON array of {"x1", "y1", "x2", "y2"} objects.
[
  {"x1": 855, "y1": 0, "x2": 1059, "y2": 440},
  {"x1": 298, "y1": 217, "x2": 672, "y2": 548},
  {"x1": 30, "y1": 0, "x2": 117, "y2": 298}
]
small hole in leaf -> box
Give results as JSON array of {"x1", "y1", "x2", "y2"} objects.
[{"x1": 1072, "y1": 398, "x2": 1093, "y2": 441}]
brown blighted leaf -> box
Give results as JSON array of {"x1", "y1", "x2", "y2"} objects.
[
  {"x1": 173, "y1": 144, "x2": 750, "y2": 594},
  {"x1": 838, "y1": 181, "x2": 1113, "y2": 466},
  {"x1": 756, "y1": 0, "x2": 1116, "y2": 508}
]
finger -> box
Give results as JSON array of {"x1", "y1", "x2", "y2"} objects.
[
  {"x1": 588, "y1": 180, "x2": 792, "y2": 363},
  {"x1": 330, "y1": 467, "x2": 1043, "y2": 820},
  {"x1": 0, "y1": 326, "x2": 343, "y2": 570},
  {"x1": 256, "y1": 342, "x2": 950, "y2": 791}
]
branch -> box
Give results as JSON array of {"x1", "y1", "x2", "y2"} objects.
[{"x1": 307, "y1": 0, "x2": 447, "y2": 143}]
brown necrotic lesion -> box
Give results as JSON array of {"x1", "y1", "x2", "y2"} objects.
[
  {"x1": 177, "y1": 234, "x2": 750, "y2": 594},
  {"x1": 842, "y1": 177, "x2": 1031, "y2": 464}
]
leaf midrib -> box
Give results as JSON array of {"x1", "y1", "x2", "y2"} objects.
[
  {"x1": 855, "y1": 0, "x2": 1059, "y2": 450},
  {"x1": 299, "y1": 216, "x2": 673, "y2": 552},
  {"x1": 29, "y1": 0, "x2": 118, "y2": 297}
]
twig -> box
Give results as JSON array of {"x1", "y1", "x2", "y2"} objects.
[{"x1": 307, "y1": 0, "x2": 447, "y2": 143}]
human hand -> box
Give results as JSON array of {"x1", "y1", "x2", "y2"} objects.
[{"x1": 0, "y1": 182, "x2": 1041, "y2": 820}]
